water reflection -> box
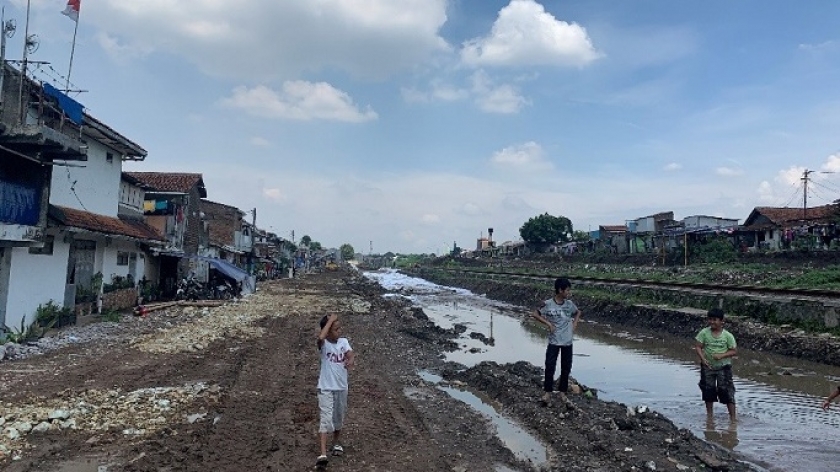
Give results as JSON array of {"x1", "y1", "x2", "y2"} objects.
[{"x1": 704, "y1": 417, "x2": 740, "y2": 450}]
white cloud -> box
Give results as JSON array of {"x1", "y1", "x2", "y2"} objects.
[
  {"x1": 96, "y1": 32, "x2": 153, "y2": 63},
  {"x1": 432, "y1": 82, "x2": 471, "y2": 102},
  {"x1": 757, "y1": 181, "x2": 775, "y2": 203},
  {"x1": 822, "y1": 153, "x2": 840, "y2": 172},
  {"x1": 491, "y1": 142, "x2": 552, "y2": 172},
  {"x1": 664, "y1": 163, "x2": 682, "y2": 171},
  {"x1": 799, "y1": 40, "x2": 837, "y2": 52},
  {"x1": 458, "y1": 203, "x2": 484, "y2": 216},
  {"x1": 263, "y1": 188, "x2": 286, "y2": 202},
  {"x1": 777, "y1": 166, "x2": 805, "y2": 186},
  {"x1": 90, "y1": 0, "x2": 450, "y2": 80},
  {"x1": 471, "y1": 71, "x2": 529, "y2": 114},
  {"x1": 402, "y1": 71, "x2": 527, "y2": 113},
  {"x1": 220, "y1": 82, "x2": 378, "y2": 122},
  {"x1": 716, "y1": 166, "x2": 744, "y2": 177},
  {"x1": 250, "y1": 137, "x2": 271, "y2": 147},
  {"x1": 461, "y1": 0, "x2": 601, "y2": 68},
  {"x1": 421, "y1": 214, "x2": 441, "y2": 224}
]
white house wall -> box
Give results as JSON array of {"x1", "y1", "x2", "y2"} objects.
[
  {"x1": 3, "y1": 239, "x2": 70, "y2": 331},
  {"x1": 50, "y1": 140, "x2": 122, "y2": 217},
  {"x1": 635, "y1": 218, "x2": 656, "y2": 233},
  {"x1": 684, "y1": 216, "x2": 739, "y2": 229},
  {"x1": 101, "y1": 240, "x2": 146, "y2": 286}
]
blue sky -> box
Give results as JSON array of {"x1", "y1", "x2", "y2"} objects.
[{"x1": 7, "y1": 0, "x2": 840, "y2": 254}]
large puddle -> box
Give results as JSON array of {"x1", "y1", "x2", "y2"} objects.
[
  {"x1": 366, "y1": 270, "x2": 840, "y2": 472},
  {"x1": 416, "y1": 370, "x2": 549, "y2": 470}
]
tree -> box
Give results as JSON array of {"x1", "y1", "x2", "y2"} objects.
[
  {"x1": 300, "y1": 235, "x2": 311, "y2": 247},
  {"x1": 340, "y1": 244, "x2": 355, "y2": 261},
  {"x1": 572, "y1": 230, "x2": 590, "y2": 242},
  {"x1": 310, "y1": 241, "x2": 322, "y2": 251},
  {"x1": 519, "y1": 213, "x2": 573, "y2": 249}
]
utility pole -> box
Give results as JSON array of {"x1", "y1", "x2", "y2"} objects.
[
  {"x1": 802, "y1": 169, "x2": 815, "y2": 220},
  {"x1": 248, "y1": 208, "x2": 257, "y2": 275}
]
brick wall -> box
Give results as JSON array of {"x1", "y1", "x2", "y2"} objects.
[
  {"x1": 183, "y1": 186, "x2": 205, "y2": 255},
  {"x1": 102, "y1": 287, "x2": 138, "y2": 311},
  {"x1": 201, "y1": 200, "x2": 241, "y2": 248}
]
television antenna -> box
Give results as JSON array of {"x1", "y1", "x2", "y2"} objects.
[
  {"x1": 25, "y1": 34, "x2": 39, "y2": 54},
  {"x1": 3, "y1": 18, "x2": 15, "y2": 38}
]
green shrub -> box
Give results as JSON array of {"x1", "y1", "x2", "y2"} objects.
[
  {"x1": 99, "y1": 310, "x2": 121, "y2": 323},
  {"x1": 103, "y1": 274, "x2": 135, "y2": 293},
  {"x1": 690, "y1": 237, "x2": 737, "y2": 264}
]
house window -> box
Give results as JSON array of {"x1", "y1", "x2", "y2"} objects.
[
  {"x1": 106, "y1": 152, "x2": 114, "y2": 163},
  {"x1": 117, "y1": 251, "x2": 130, "y2": 266},
  {"x1": 28, "y1": 236, "x2": 55, "y2": 255}
]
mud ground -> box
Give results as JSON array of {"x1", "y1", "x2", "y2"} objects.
[{"x1": 1, "y1": 269, "x2": 751, "y2": 471}]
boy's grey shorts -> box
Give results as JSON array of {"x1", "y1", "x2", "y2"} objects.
[
  {"x1": 318, "y1": 389, "x2": 348, "y2": 433},
  {"x1": 699, "y1": 365, "x2": 736, "y2": 404}
]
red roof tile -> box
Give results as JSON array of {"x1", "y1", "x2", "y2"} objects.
[
  {"x1": 744, "y1": 205, "x2": 837, "y2": 228},
  {"x1": 49, "y1": 205, "x2": 165, "y2": 242},
  {"x1": 125, "y1": 172, "x2": 206, "y2": 197}
]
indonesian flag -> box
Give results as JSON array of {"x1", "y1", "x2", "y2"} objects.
[{"x1": 62, "y1": 0, "x2": 81, "y2": 22}]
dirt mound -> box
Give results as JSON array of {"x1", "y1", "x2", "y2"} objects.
[{"x1": 446, "y1": 361, "x2": 752, "y2": 472}]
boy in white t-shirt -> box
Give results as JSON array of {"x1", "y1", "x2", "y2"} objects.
[{"x1": 316, "y1": 314, "x2": 354, "y2": 468}]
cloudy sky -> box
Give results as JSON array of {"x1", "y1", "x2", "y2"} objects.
[{"x1": 7, "y1": 0, "x2": 840, "y2": 254}]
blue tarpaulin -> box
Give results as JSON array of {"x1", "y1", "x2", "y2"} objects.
[
  {"x1": 194, "y1": 256, "x2": 249, "y2": 283},
  {"x1": 42, "y1": 83, "x2": 84, "y2": 125}
]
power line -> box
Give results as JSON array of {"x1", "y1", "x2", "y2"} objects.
[
  {"x1": 780, "y1": 183, "x2": 802, "y2": 208},
  {"x1": 65, "y1": 166, "x2": 88, "y2": 212},
  {"x1": 808, "y1": 186, "x2": 831, "y2": 203},
  {"x1": 814, "y1": 177, "x2": 840, "y2": 195},
  {"x1": 811, "y1": 180, "x2": 840, "y2": 200}
]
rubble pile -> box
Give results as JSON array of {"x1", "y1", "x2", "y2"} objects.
[
  {"x1": 132, "y1": 293, "x2": 371, "y2": 354},
  {"x1": 0, "y1": 382, "x2": 221, "y2": 462},
  {"x1": 1, "y1": 322, "x2": 129, "y2": 362}
]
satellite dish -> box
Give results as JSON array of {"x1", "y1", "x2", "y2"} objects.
[
  {"x1": 25, "y1": 33, "x2": 38, "y2": 54},
  {"x1": 3, "y1": 18, "x2": 15, "y2": 38}
]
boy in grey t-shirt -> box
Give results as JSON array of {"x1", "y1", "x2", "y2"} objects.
[{"x1": 531, "y1": 277, "x2": 582, "y2": 403}]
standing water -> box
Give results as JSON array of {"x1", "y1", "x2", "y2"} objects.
[{"x1": 365, "y1": 270, "x2": 840, "y2": 472}]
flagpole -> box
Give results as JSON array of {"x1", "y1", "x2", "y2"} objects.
[{"x1": 65, "y1": 11, "x2": 79, "y2": 91}]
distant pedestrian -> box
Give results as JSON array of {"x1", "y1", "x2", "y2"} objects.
[
  {"x1": 316, "y1": 314, "x2": 355, "y2": 468},
  {"x1": 694, "y1": 308, "x2": 738, "y2": 421},
  {"x1": 531, "y1": 277, "x2": 582, "y2": 403},
  {"x1": 821, "y1": 385, "x2": 840, "y2": 410}
]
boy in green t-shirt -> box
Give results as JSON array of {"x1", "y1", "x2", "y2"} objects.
[{"x1": 694, "y1": 308, "x2": 738, "y2": 421}]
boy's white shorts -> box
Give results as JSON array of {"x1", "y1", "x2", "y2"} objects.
[{"x1": 318, "y1": 389, "x2": 348, "y2": 433}]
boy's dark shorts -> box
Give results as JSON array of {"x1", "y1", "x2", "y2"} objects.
[{"x1": 698, "y1": 365, "x2": 736, "y2": 404}]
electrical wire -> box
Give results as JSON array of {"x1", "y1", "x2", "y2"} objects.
[
  {"x1": 65, "y1": 166, "x2": 89, "y2": 212},
  {"x1": 808, "y1": 186, "x2": 832, "y2": 204},
  {"x1": 814, "y1": 178, "x2": 840, "y2": 195},
  {"x1": 780, "y1": 183, "x2": 803, "y2": 208},
  {"x1": 811, "y1": 179, "x2": 839, "y2": 195}
]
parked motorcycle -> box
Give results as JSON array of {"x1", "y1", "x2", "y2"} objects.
[
  {"x1": 213, "y1": 278, "x2": 234, "y2": 300},
  {"x1": 175, "y1": 275, "x2": 203, "y2": 301}
]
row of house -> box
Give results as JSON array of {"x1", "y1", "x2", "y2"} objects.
[
  {"x1": 0, "y1": 63, "x2": 294, "y2": 334},
  {"x1": 467, "y1": 206, "x2": 840, "y2": 258},
  {"x1": 588, "y1": 207, "x2": 840, "y2": 255}
]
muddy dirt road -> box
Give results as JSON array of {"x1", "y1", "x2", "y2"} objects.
[{"x1": 1, "y1": 270, "x2": 750, "y2": 471}]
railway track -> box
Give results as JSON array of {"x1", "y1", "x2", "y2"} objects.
[{"x1": 418, "y1": 267, "x2": 840, "y2": 301}]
